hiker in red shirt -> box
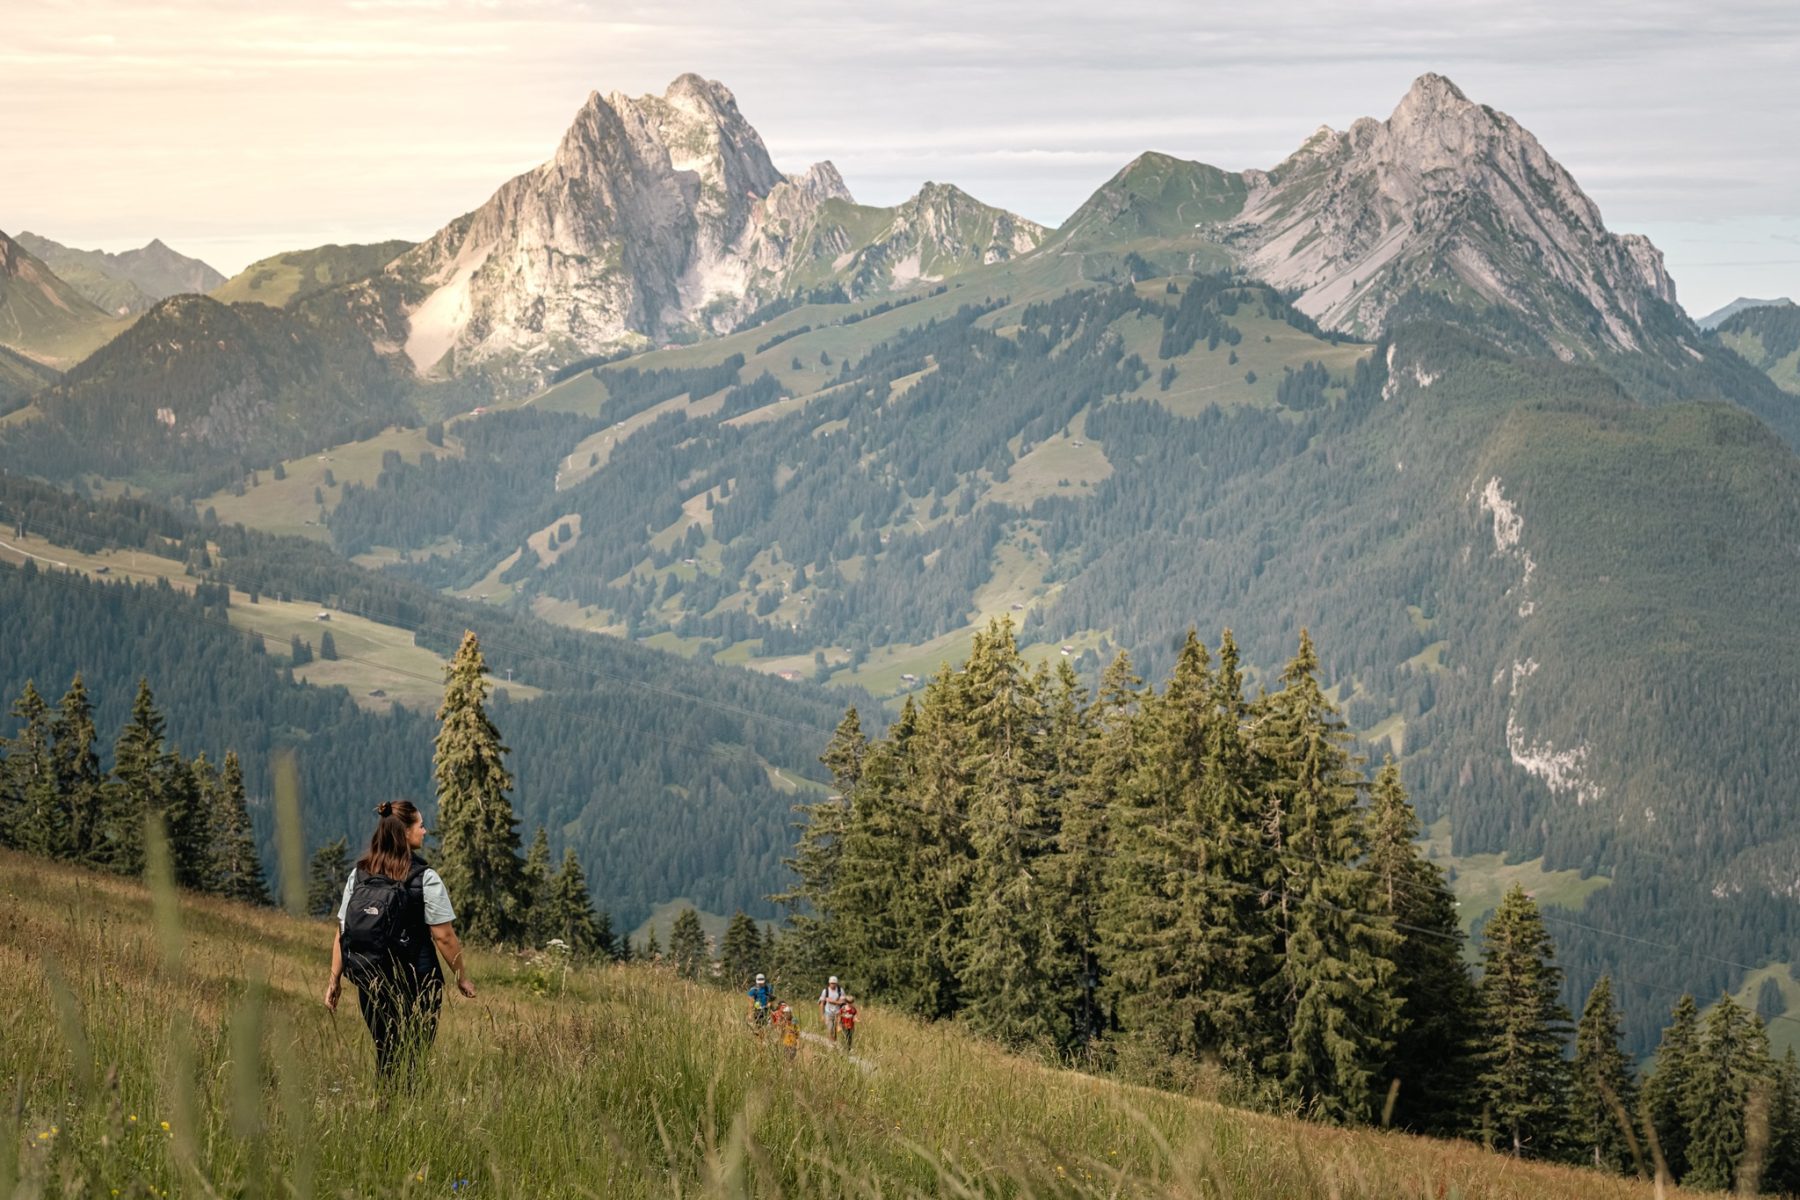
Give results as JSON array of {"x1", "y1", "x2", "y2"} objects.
[{"x1": 838, "y1": 995, "x2": 859, "y2": 1053}]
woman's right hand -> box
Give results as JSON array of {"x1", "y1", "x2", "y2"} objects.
[
  {"x1": 457, "y1": 976, "x2": 477, "y2": 999},
  {"x1": 324, "y1": 977, "x2": 341, "y2": 1012}
]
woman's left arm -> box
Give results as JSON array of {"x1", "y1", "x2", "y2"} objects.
[
  {"x1": 430, "y1": 923, "x2": 476, "y2": 998},
  {"x1": 324, "y1": 927, "x2": 344, "y2": 1011}
]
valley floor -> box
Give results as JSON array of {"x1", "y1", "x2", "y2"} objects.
[{"x1": 0, "y1": 849, "x2": 1703, "y2": 1198}]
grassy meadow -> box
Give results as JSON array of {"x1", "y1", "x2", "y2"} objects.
[{"x1": 1, "y1": 848, "x2": 1705, "y2": 1199}]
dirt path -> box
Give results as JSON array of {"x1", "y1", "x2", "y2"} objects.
[{"x1": 799, "y1": 1030, "x2": 874, "y2": 1074}]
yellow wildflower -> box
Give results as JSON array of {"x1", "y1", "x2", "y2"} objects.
[{"x1": 160, "y1": 1120, "x2": 171, "y2": 1132}]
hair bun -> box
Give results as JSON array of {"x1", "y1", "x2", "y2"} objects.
[{"x1": 375, "y1": 801, "x2": 392, "y2": 818}]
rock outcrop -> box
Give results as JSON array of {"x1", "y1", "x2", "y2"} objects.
[
  {"x1": 1226, "y1": 74, "x2": 1681, "y2": 356},
  {"x1": 377, "y1": 75, "x2": 1042, "y2": 396}
]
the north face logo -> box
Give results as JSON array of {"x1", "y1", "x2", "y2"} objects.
[{"x1": 361, "y1": 905, "x2": 381, "y2": 916}]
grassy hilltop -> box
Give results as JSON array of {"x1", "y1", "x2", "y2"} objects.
[{"x1": 1, "y1": 848, "x2": 1696, "y2": 1199}]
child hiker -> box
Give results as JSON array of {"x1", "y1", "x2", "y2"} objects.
[
  {"x1": 838, "y1": 995, "x2": 859, "y2": 1053},
  {"x1": 778, "y1": 1002, "x2": 800, "y2": 1060}
]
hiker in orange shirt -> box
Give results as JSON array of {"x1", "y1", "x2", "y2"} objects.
[{"x1": 838, "y1": 995, "x2": 859, "y2": 1053}]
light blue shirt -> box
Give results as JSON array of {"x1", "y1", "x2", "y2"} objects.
[{"x1": 338, "y1": 867, "x2": 456, "y2": 927}]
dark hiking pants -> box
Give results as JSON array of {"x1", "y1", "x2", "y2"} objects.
[{"x1": 357, "y1": 971, "x2": 443, "y2": 1086}]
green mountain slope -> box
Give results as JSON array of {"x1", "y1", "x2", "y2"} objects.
[
  {"x1": 0, "y1": 471, "x2": 853, "y2": 925},
  {"x1": 255, "y1": 272, "x2": 1800, "y2": 1048},
  {"x1": 1714, "y1": 303, "x2": 1800, "y2": 394},
  {"x1": 1052, "y1": 150, "x2": 1247, "y2": 251},
  {"x1": 9, "y1": 292, "x2": 419, "y2": 490},
  {"x1": 210, "y1": 239, "x2": 413, "y2": 309},
  {"x1": 0, "y1": 342, "x2": 57, "y2": 410},
  {"x1": 0, "y1": 230, "x2": 128, "y2": 368},
  {"x1": 2, "y1": 849, "x2": 1672, "y2": 1199},
  {"x1": 13, "y1": 231, "x2": 224, "y2": 315}
]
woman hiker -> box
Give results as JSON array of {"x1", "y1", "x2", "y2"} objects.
[{"x1": 323, "y1": 800, "x2": 475, "y2": 1084}]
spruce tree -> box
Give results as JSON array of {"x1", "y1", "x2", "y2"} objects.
[
  {"x1": 644, "y1": 926, "x2": 662, "y2": 964},
  {"x1": 669, "y1": 907, "x2": 708, "y2": 980},
  {"x1": 956, "y1": 620, "x2": 1069, "y2": 1048},
  {"x1": 1768, "y1": 1047, "x2": 1800, "y2": 1196},
  {"x1": 1473, "y1": 883, "x2": 1572, "y2": 1158},
  {"x1": 830, "y1": 682, "x2": 967, "y2": 1019},
  {"x1": 50, "y1": 674, "x2": 103, "y2": 866},
  {"x1": 1094, "y1": 633, "x2": 1267, "y2": 1072},
  {"x1": 433, "y1": 631, "x2": 526, "y2": 944},
  {"x1": 167, "y1": 752, "x2": 216, "y2": 891},
  {"x1": 306, "y1": 836, "x2": 349, "y2": 918},
  {"x1": 773, "y1": 708, "x2": 864, "y2": 974},
  {"x1": 1684, "y1": 995, "x2": 1772, "y2": 1191},
  {"x1": 1095, "y1": 648, "x2": 1175, "y2": 1061},
  {"x1": 212, "y1": 752, "x2": 269, "y2": 904},
  {"x1": 4, "y1": 681, "x2": 62, "y2": 857},
  {"x1": 1572, "y1": 975, "x2": 1639, "y2": 1174},
  {"x1": 1365, "y1": 758, "x2": 1477, "y2": 1135},
  {"x1": 521, "y1": 826, "x2": 553, "y2": 945},
  {"x1": 319, "y1": 630, "x2": 339, "y2": 661},
  {"x1": 1055, "y1": 652, "x2": 1132, "y2": 1047},
  {"x1": 103, "y1": 679, "x2": 166, "y2": 875},
  {"x1": 1036, "y1": 659, "x2": 1097, "y2": 1041},
  {"x1": 547, "y1": 848, "x2": 607, "y2": 958},
  {"x1": 1187, "y1": 630, "x2": 1274, "y2": 1067},
  {"x1": 1641, "y1": 994, "x2": 1701, "y2": 1181},
  {"x1": 720, "y1": 911, "x2": 763, "y2": 989},
  {"x1": 1251, "y1": 631, "x2": 1398, "y2": 1121}
]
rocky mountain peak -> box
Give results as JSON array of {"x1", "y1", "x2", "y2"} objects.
[
  {"x1": 374, "y1": 75, "x2": 1042, "y2": 395},
  {"x1": 789, "y1": 161, "x2": 853, "y2": 204},
  {"x1": 1229, "y1": 73, "x2": 1681, "y2": 357}
]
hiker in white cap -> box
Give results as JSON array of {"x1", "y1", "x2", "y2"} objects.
[{"x1": 818, "y1": 974, "x2": 847, "y2": 1041}]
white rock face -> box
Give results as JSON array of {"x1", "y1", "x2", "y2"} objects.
[
  {"x1": 1228, "y1": 73, "x2": 1680, "y2": 356},
  {"x1": 1497, "y1": 657, "x2": 1604, "y2": 806},
  {"x1": 1474, "y1": 475, "x2": 1538, "y2": 617},
  {"x1": 376, "y1": 76, "x2": 1039, "y2": 397},
  {"x1": 387, "y1": 75, "x2": 807, "y2": 386}
]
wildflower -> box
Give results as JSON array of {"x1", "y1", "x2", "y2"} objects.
[
  {"x1": 128, "y1": 1115, "x2": 137, "y2": 1123},
  {"x1": 36, "y1": 1132, "x2": 49, "y2": 1141}
]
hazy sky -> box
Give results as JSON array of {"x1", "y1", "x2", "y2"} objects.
[{"x1": 5, "y1": 0, "x2": 1798, "y2": 317}]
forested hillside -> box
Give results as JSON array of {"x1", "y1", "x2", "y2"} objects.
[
  {"x1": 4, "y1": 293, "x2": 419, "y2": 493},
  {"x1": 0, "y1": 475, "x2": 852, "y2": 924},
  {"x1": 1715, "y1": 303, "x2": 1800, "y2": 395},
  {"x1": 779, "y1": 620, "x2": 1800, "y2": 1186},
  {"x1": 186, "y1": 269, "x2": 1800, "y2": 1049}
]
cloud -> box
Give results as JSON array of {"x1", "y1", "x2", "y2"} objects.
[{"x1": 4, "y1": 0, "x2": 1796, "y2": 311}]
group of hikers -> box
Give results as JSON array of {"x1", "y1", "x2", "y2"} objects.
[
  {"x1": 321, "y1": 802, "x2": 860, "y2": 1082},
  {"x1": 746, "y1": 971, "x2": 859, "y2": 1058}
]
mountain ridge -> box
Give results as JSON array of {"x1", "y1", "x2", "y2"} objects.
[
  {"x1": 14, "y1": 231, "x2": 225, "y2": 316},
  {"x1": 0, "y1": 230, "x2": 129, "y2": 368}
]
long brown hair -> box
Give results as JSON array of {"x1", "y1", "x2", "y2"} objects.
[{"x1": 357, "y1": 799, "x2": 421, "y2": 881}]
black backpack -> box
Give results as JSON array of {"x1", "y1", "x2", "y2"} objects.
[{"x1": 340, "y1": 862, "x2": 425, "y2": 987}]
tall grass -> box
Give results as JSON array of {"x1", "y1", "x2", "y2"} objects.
[{"x1": 0, "y1": 847, "x2": 1701, "y2": 1198}]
